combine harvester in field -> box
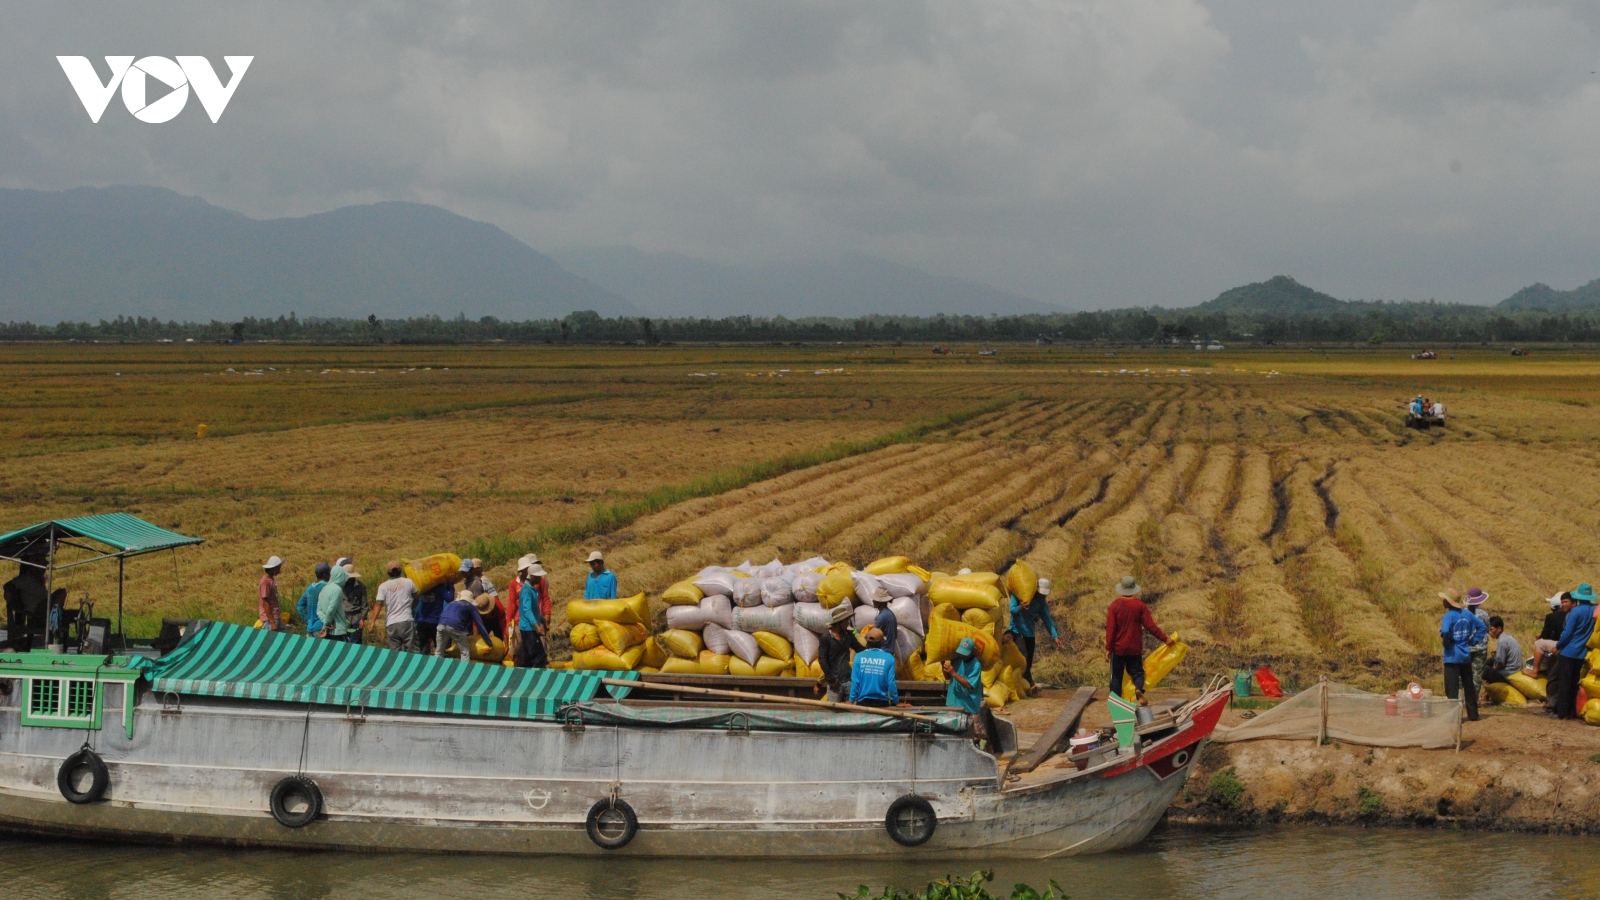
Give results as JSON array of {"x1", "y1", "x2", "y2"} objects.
[
  {"x1": 1405, "y1": 395, "x2": 1447, "y2": 430},
  {"x1": 0, "y1": 534, "x2": 1227, "y2": 859}
]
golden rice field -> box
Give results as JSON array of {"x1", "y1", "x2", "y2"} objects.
[{"x1": 5, "y1": 342, "x2": 1600, "y2": 691}]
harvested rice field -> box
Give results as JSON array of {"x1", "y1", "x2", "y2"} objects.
[{"x1": 5, "y1": 342, "x2": 1600, "y2": 690}]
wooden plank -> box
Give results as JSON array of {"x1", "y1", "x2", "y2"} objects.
[{"x1": 1007, "y1": 686, "x2": 1097, "y2": 775}]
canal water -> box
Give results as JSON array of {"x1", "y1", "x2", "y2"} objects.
[{"x1": 1, "y1": 825, "x2": 1595, "y2": 899}]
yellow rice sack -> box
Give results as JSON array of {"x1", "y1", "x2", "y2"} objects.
[
  {"x1": 569, "y1": 623, "x2": 602, "y2": 652},
  {"x1": 729, "y1": 657, "x2": 756, "y2": 677},
  {"x1": 924, "y1": 615, "x2": 1000, "y2": 667},
  {"x1": 753, "y1": 631, "x2": 793, "y2": 662},
  {"x1": 660, "y1": 657, "x2": 700, "y2": 675},
  {"x1": 1122, "y1": 636, "x2": 1188, "y2": 701},
  {"x1": 865, "y1": 556, "x2": 912, "y2": 576},
  {"x1": 470, "y1": 635, "x2": 506, "y2": 663},
  {"x1": 548, "y1": 660, "x2": 571, "y2": 670},
  {"x1": 922, "y1": 661, "x2": 947, "y2": 682},
  {"x1": 1005, "y1": 561, "x2": 1038, "y2": 605},
  {"x1": 984, "y1": 682, "x2": 1010, "y2": 709},
  {"x1": 659, "y1": 629, "x2": 704, "y2": 659},
  {"x1": 1582, "y1": 674, "x2": 1600, "y2": 701},
  {"x1": 981, "y1": 667, "x2": 998, "y2": 688},
  {"x1": 907, "y1": 649, "x2": 928, "y2": 680},
  {"x1": 571, "y1": 645, "x2": 644, "y2": 671},
  {"x1": 639, "y1": 635, "x2": 668, "y2": 669},
  {"x1": 928, "y1": 578, "x2": 1001, "y2": 610},
  {"x1": 1484, "y1": 682, "x2": 1527, "y2": 706},
  {"x1": 1585, "y1": 698, "x2": 1600, "y2": 726},
  {"x1": 753, "y1": 656, "x2": 790, "y2": 677},
  {"x1": 961, "y1": 607, "x2": 997, "y2": 628},
  {"x1": 1002, "y1": 665, "x2": 1031, "y2": 699},
  {"x1": 698, "y1": 650, "x2": 731, "y2": 675},
  {"x1": 1506, "y1": 671, "x2": 1547, "y2": 701},
  {"x1": 566, "y1": 593, "x2": 650, "y2": 626},
  {"x1": 1590, "y1": 623, "x2": 1600, "y2": 650},
  {"x1": 403, "y1": 553, "x2": 462, "y2": 594},
  {"x1": 662, "y1": 581, "x2": 704, "y2": 606},
  {"x1": 598, "y1": 620, "x2": 648, "y2": 655},
  {"x1": 816, "y1": 571, "x2": 855, "y2": 608},
  {"x1": 930, "y1": 603, "x2": 961, "y2": 622},
  {"x1": 638, "y1": 666, "x2": 660, "y2": 674},
  {"x1": 907, "y1": 564, "x2": 931, "y2": 581},
  {"x1": 1000, "y1": 638, "x2": 1028, "y2": 672},
  {"x1": 795, "y1": 657, "x2": 822, "y2": 679}
]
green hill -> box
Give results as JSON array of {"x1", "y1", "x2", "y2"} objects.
[
  {"x1": 1497, "y1": 280, "x2": 1600, "y2": 311},
  {"x1": 1193, "y1": 276, "x2": 1351, "y2": 318}
]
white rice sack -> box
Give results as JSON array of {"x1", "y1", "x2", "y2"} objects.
[
  {"x1": 791, "y1": 571, "x2": 823, "y2": 605},
  {"x1": 761, "y1": 576, "x2": 793, "y2": 608},
  {"x1": 853, "y1": 605, "x2": 879, "y2": 631},
  {"x1": 732, "y1": 577, "x2": 764, "y2": 608},
  {"x1": 724, "y1": 629, "x2": 761, "y2": 667},
  {"x1": 879, "y1": 573, "x2": 927, "y2": 598},
  {"x1": 791, "y1": 626, "x2": 820, "y2": 665},
  {"x1": 665, "y1": 604, "x2": 708, "y2": 630},
  {"x1": 702, "y1": 594, "x2": 735, "y2": 630},
  {"x1": 754, "y1": 558, "x2": 785, "y2": 579},
  {"x1": 851, "y1": 570, "x2": 890, "y2": 606},
  {"x1": 889, "y1": 596, "x2": 925, "y2": 636},
  {"x1": 894, "y1": 626, "x2": 922, "y2": 663},
  {"x1": 792, "y1": 602, "x2": 833, "y2": 634},
  {"x1": 702, "y1": 622, "x2": 731, "y2": 654},
  {"x1": 733, "y1": 560, "x2": 755, "y2": 574},
  {"x1": 733, "y1": 605, "x2": 793, "y2": 638},
  {"x1": 795, "y1": 556, "x2": 831, "y2": 572},
  {"x1": 693, "y1": 570, "x2": 738, "y2": 597}
]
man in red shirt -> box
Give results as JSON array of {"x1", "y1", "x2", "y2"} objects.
[
  {"x1": 1105, "y1": 575, "x2": 1171, "y2": 703},
  {"x1": 259, "y1": 556, "x2": 284, "y2": 633}
]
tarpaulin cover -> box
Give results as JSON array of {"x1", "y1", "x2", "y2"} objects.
[
  {"x1": 572, "y1": 700, "x2": 969, "y2": 734},
  {"x1": 129, "y1": 621, "x2": 637, "y2": 720},
  {"x1": 1214, "y1": 681, "x2": 1461, "y2": 750},
  {"x1": 0, "y1": 512, "x2": 203, "y2": 561}
]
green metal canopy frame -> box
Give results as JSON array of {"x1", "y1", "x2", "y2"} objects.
[
  {"x1": 0, "y1": 513, "x2": 204, "y2": 643},
  {"x1": 131, "y1": 620, "x2": 637, "y2": 720}
]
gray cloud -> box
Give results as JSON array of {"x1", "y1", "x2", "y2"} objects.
[{"x1": 4, "y1": 1, "x2": 1599, "y2": 310}]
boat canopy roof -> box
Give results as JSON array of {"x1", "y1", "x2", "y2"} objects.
[
  {"x1": 0, "y1": 512, "x2": 203, "y2": 569},
  {"x1": 129, "y1": 621, "x2": 636, "y2": 720}
]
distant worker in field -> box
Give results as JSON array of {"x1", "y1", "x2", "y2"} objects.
[
  {"x1": 1410, "y1": 396, "x2": 1425, "y2": 417},
  {"x1": 337, "y1": 557, "x2": 368, "y2": 645},
  {"x1": 1528, "y1": 592, "x2": 1571, "y2": 680},
  {"x1": 316, "y1": 564, "x2": 354, "y2": 642},
  {"x1": 848, "y1": 627, "x2": 905, "y2": 709},
  {"x1": 584, "y1": 551, "x2": 618, "y2": 599},
  {"x1": 3, "y1": 553, "x2": 48, "y2": 651},
  {"x1": 1430, "y1": 399, "x2": 1445, "y2": 420},
  {"x1": 1480, "y1": 617, "x2": 1521, "y2": 694},
  {"x1": 259, "y1": 556, "x2": 284, "y2": 632},
  {"x1": 1439, "y1": 590, "x2": 1485, "y2": 722},
  {"x1": 1105, "y1": 576, "x2": 1172, "y2": 705},
  {"x1": 1465, "y1": 588, "x2": 1491, "y2": 690},
  {"x1": 435, "y1": 587, "x2": 492, "y2": 663},
  {"x1": 819, "y1": 605, "x2": 865, "y2": 702},
  {"x1": 296, "y1": 562, "x2": 331, "y2": 637},
  {"x1": 375, "y1": 560, "x2": 419, "y2": 653},
  {"x1": 514, "y1": 560, "x2": 549, "y2": 668},
  {"x1": 1552, "y1": 583, "x2": 1598, "y2": 720},
  {"x1": 1009, "y1": 576, "x2": 1064, "y2": 685}
]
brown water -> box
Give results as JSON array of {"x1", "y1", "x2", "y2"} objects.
[{"x1": 3, "y1": 825, "x2": 1596, "y2": 899}]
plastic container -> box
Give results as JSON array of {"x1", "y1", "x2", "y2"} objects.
[
  {"x1": 1069, "y1": 734, "x2": 1099, "y2": 770},
  {"x1": 1385, "y1": 695, "x2": 1398, "y2": 717},
  {"x1": 1233, "y1": 671, "x2": 1252, "y2": 699}
]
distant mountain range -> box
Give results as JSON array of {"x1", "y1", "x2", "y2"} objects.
[
  {"x1": 551, "y1": 246, "x2": 1064, "y2": 318},
  {"x1": 0, "y1": 186, "x2": 635, "y2": 323},
  {"x1": 1183, "y1": 274, "x2": 1600, "y2": 319},
  {"x1": 1497, "y1": 280, "x2": 1600, "y2": 311}
]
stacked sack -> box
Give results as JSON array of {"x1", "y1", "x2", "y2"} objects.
[
  {"x1": 563, "y1": 593, "x2": 671, "y2": 673},
  {"x1": 912, "y1": 561, "x2": 1033, "y2": 708}
]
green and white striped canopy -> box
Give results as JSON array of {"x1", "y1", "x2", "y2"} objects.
[{"x1": 131, "y1": 621, "x2": 634, "y2": 720}]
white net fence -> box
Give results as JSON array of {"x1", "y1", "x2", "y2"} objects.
[{"x1": 1214, "y1": 681, "x2": 1462, "y2": 750}]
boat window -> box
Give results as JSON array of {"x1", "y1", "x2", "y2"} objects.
[{"x1": 22, "y1": 677, "x2": 99, "y2": 729}]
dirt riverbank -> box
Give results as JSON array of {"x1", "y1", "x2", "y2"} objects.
[{"x1": 1005, "y1": 688, "x2": 1600, "y2": 833}]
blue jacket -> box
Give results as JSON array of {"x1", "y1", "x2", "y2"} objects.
[
  {"x1": 1441, "y1": 608, "x2": 1486, "y2": 665},
  {"x1": 1558, "y1": 602, "x2": 1596, "y2": 659},
  {"x1": 518, "y1": 581, "x2": 543, "y2": 631},
  {"x1": 1008, "y1": 594, "x2": 1059, "y2": 639},
  {"x1": 584, "y1": 570, "x2": 618, "y2": 600},
  {"x1": 849, "y1": 648, "x2": 898, "y2": 705},
  {"x1": 873, "y1": 606, "x2": 898, "y2": 653},
  {"x1": 945, "y1": 654, "x2": 984, "y2": 714},
  {"x1": 439, "y1": 599, "x2": 489, "y2": 637},
  {"x1": 416, "y1": 585, "x2": 451, "y2": 625},
  {"x1": 296, "y1": 581, "x2": 326, "y2": 633}
]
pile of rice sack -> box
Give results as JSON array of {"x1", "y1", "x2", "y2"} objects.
[{"x1": 561, "y1": 555, "x2": 1044, "y2": 709}]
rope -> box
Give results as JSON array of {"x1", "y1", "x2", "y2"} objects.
[{"x1": 296, "y1": 704, "x2": 314, "y2": 777}]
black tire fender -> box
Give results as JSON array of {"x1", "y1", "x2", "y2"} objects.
[
  {"x1": 586, "y1": 798, "x2": 639, "y2": 850},
  {"x1": 57, "y1": 748, "x2": 109, "y2": 804},
  {"x1": 269, "y1": 775, "x2": 323, "y2": 828},
  {"x1": 885, "y1": 794, "x2": 937, "y2": 847}
]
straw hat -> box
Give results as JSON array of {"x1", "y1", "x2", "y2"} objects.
[
  {"x1": 262, "y1": 555, "x2": 283, "y2": 570},
  {"x1": 829, "y1": 603, "x2": 853, "y2": 626},
  {"x1": 1115, "y1": 576, "x2": 1141, "y2": 597},
  {"x1": 586, "y1": 550, "x2": 605, "y2": 563},
  {"x1": 1439, "y1": 590, "x2": 1465, "y2": 609},
  {"x1": 474, "y1": 592, "x2": 496, "y2": 614},
  {"x1": 341, "y1": 563, "x2": 362, "y2": 581}
]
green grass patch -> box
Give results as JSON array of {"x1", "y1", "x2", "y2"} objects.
[
  {"x1": 1357, "y1": 785, "x2": 1385, "y2": 816},
  {"x1": 1205, "y1": 767, "x2": 1246, "y2": 810},
  {"x1": 840, "y1": 871, "x2": 1068, "y2": 900}
]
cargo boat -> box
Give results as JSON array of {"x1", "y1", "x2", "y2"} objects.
[{"x1": 0, "y1": 621, "x2": 1228, "y2": 858}]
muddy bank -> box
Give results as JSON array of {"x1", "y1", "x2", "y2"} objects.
[{"x1": 1008, "y1": 689, "x2": 1600, "y2": 833}]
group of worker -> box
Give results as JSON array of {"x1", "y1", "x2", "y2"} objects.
[
  {"x1": 1439, "y1": 583, "x2": 1598, "y2": 721},
  {"x1": 256, "y1": 549, "x2": 623, "y2": 670},
  {"x1": 1409, "y1": 396, "x2": 1445, "y2": 418}
]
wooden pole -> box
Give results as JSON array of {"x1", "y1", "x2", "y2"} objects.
[
  {"x1": 1317, "y1": 675, "x2": 1329, "y2": 745},
  {"x1": 599, "y1": 677, "x2": 944, "y2": 725}
]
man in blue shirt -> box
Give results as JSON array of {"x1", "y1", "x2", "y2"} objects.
[
  {"x1": 848, "y1": 628, "x2": 900, "y2": 708},
  {"x1": 584, "y1": 551, "x2": 618, "y2": 600},
  {"x1": 1552, "y1": 583, "x2": 1598, "y2": 720},
  {"x1": 1440, "y1": 590, "x2": 1487, "y2": 722},
  {"x1": 515, "y1": 561, "x2": 548, "y2": 668},
  {"x1": 436, "y1": 591, "x2": 492, "y2": 662},
  {"x1": 295, "y1": 562, "x2": 330, "y2": 636},
  {"x1": 872, "y1": 598, "x2": 898, "y2": 655},
  {"x1": 943, "y1": 638, "x2": 983, "y2": 713},
  {"x1": 1009, "y1": 577, "x2": 1064, "y2": 684}
]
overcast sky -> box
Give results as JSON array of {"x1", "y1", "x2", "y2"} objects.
[{"x1": 7, "y1": 1, "x2": 1600, "y2": 310}]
